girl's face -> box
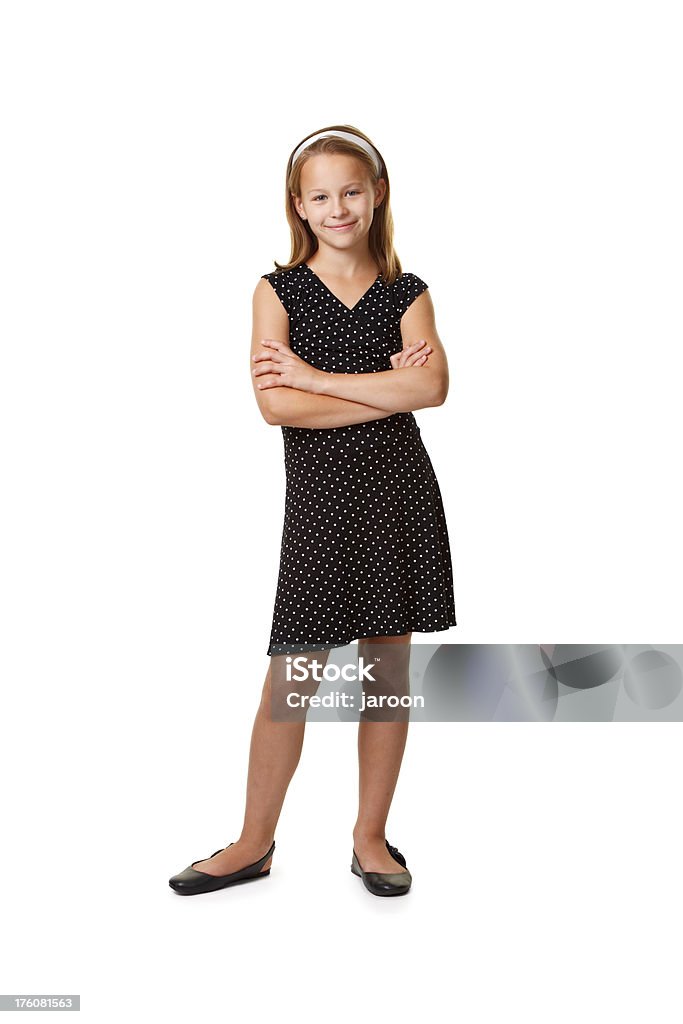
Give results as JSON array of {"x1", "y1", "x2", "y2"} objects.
[{"x1": 293, "y1": 154, "x2": 385, "y2": 253}]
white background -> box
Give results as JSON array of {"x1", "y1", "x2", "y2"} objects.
[{"x1": 1, "y1": 1, "x2": 681, "y2": 1021}]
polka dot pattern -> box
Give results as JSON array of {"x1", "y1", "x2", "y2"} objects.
[{"x1": 260, "y1": 262, "x2": 457, "y2": 656}]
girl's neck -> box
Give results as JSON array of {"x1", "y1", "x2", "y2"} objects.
[{"x1": 307, "y1": 247, "x2": 378, "y2": 280}]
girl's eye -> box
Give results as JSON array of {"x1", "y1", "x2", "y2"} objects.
[{"x1": 312, "y1": 190, "x2": 361, "y2": 201}]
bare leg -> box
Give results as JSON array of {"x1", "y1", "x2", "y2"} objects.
[
  {"x1": 352, "y1": 633, "x2": 412, "y2": 874},
  {"x1": 193, "y1": 649, "x2": 331, "y2": 876}
]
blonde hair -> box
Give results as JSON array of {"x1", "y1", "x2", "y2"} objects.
[{"x1": 269, "y1": 124, "x2": 403, "y2": 286}]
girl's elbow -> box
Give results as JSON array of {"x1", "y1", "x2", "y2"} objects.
[
  {"x1": 263, "y1": 406, "x2": 283, "y2": 426},
  {"x1": 430, "y1": 377, "x2": 449, "y2": 407},
  {"x1": 256, "y1": 394, "x2": 282, "y2": 425}
]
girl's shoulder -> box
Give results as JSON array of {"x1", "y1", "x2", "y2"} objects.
[
  {"x1": 259, "y1": 264, "x2": 307, "y2": 316},
  {"x1": 260, "y1": 264, "x2": 303, "y2": 282},
  {"x1": 385, "y1": 271, "x2": 430, "y2": 316}
]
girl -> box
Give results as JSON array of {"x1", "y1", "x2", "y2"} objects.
[{"x1": 169, "y1": 125, "x2": 456, "y2": 899}]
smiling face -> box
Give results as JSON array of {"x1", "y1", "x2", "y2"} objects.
[{"x1": 293, "y1": 153, "x2": 386, "y2": 254}]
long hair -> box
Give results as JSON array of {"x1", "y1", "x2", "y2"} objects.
[{"x1": 269, "y1": 124, "x2": 403, "y2": 286}]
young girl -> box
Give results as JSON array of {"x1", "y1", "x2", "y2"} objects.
[{"x1": 169, "y1": 125, "x2": 456, "y2": 899}]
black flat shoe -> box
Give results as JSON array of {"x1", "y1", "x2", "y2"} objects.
[
  {"x1": 351, "y1": 840, "x2": 412, "y2": 897},
  {"x1": 169, "y1": 841, "x2": 275, "y2": 895}
]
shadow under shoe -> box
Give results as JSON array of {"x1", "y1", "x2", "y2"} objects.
[
  {"x1": 351, "y1": 840, "x2": 412, "y2": 897},
  {"x1": 169, "y1": 840, "x2": 275, "y2": 896}
]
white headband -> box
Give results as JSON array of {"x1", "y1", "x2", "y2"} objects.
[{"x1": 290, "y1": 130, "x2": 382, "y2": 176}]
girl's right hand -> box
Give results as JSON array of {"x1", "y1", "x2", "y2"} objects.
[{"x1": 390, "y1": 339, "x2": 432, "y2": 370}]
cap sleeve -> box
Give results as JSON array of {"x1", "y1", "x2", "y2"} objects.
[
  {"x1": 395, "y1": 273, "x2": 429, "y2": 316},
  {"x1": 261, "y1": 270, "x2": 291, "y2": 316}
]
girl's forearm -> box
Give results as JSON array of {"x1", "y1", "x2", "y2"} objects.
[
  {"x1": 314, "y1": 366, "x2": 445, "y2": 412},
  {"x1": 262, "y1": 388, "x2": 395, "y2": 429}
]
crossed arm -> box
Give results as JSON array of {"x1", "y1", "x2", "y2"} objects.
[{"x1": 250, "y1": 278, "x2": 449, "y2": 429}]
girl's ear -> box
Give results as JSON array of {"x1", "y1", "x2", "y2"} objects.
[{"x1": 291, "y1": 194, "x2": 306, "y2": 220}]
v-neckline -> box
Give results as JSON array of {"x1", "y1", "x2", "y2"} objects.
[{"x1": 303, "y1": 262, "x2": 382, "y2": 312}]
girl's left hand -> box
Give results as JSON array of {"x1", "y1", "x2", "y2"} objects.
[
  {"x1": 390, "y1": 339, "x2": 432, "y2": 369},
  {"x1": 252, "y1": 339, "x2": 324, "y2": 393}
]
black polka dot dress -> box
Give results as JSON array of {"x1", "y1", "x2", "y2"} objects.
[{"x1": 261, "y1": 262, "x2": 457, "y2": 656}]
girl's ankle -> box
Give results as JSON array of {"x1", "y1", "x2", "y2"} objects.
[
  {"x1": 353, "y1": 829, "x2": 386, "y2": 844},
  {"x1": 236, "y1": 834, "x2": 275, "y2": 852}
]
